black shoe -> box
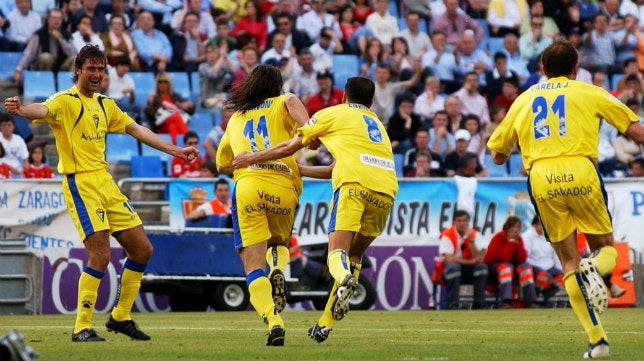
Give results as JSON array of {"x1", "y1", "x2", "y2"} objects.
[
  {"x1": 105, "y1": 316, "x2": 151, "y2": 341},
  {"x1": 266, "y1": 326, "x2": 285, "y2": 346},
  {"x1": 1, "y1": 330, "x2": 39, "y2": 360},
  {"x1": 308, "y1": 323, "x2": 331, "y2": 344},
  {"x1": 269, "y1": 269, "x2": 287, "y2": 313},
  {"x1": 71, "y1": 328, "x2": 106, "y2": 342}
]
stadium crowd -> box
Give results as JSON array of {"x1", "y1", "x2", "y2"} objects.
[{"x1": 3, "y1": 0, "x2": 644, "y2": 180}]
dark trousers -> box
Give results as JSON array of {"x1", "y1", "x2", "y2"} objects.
[{"x1": 444, "y1": 262, "x2": 488, "y2": 309}]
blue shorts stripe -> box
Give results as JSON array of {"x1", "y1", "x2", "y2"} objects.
[
  {"x1": 231, "y1": 186, "x2": 243, "y2": 250},
  {"x1": 83, "y1": 266, "x2": 104, "y2": 279},
  {"x1": 67, "y1": 174, "x2": 95, "y2": 237},
  {"x1": 595, "y1": 167, "x2": 612, "y2": 224},
  {"x1": 246, "y1": 268, "x2": 265, "y2": 287},
  {"x1": 328, "y1": 188, "x2": 339, "y2": 233}
]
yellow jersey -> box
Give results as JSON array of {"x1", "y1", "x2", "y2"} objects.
[
  {"x1": 487, "y1": 77, "x2": 639, "y2": 171},
  {"x1": 217, "y1": 94, "x2": 302, "y2": 194},
  {"x1": 35, "y1": 86, "x2": 134, "y2": 174},
  {"x1": 300, "y1": 103, "x2": 398, "y2": 198}
]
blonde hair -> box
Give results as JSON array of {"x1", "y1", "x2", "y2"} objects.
[{"x1": 155, "y1": 71, "x2": 174, "y2": 95}]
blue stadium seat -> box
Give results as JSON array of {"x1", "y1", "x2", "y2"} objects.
[
  {"x1": 189, "y1": 112, "x2": 214, "y2": 136},
  {"x1": 0, "y1": 52, "x2": 22, "y2": 81},
  {"x1": 483, "y1": 154, "x2": 508, "y2": 177},
  {"x1": 388, "y1": 0, "x2": 399, "y2": 17},
  {"x1": 105, "y1": 133, "x2": 139, "y2": 164},
  {"x1": 508, "y1": 153, "x2": 525, "y2": 177},
  {"x1": 56, "y1": 71, "x2": 75, "y2": 91},
  {"x1": 394, "y1": 153, "x2": 404, "y2": 177},
  {"x1": 130, "y1": 155, "x2": 165, "y2": 178},
  {"x1": 129, "y1": 71, "x2": 156, "y2": 107},
  {"x1": 487, "y1": 37, "x2": 505, "y2": 55},
  {"x1": 190, "y1": 71, "x2": 200, "y2": 102},
  {"x1": 23, "y1": 71, "x2": 56, "y2": 102},
  {"x1": 332, "y1": 54, "x2": 359, "y2": 90},
  {"x1": 168, "y1": 71, "x2": 191, "y2": 100},
  {"x1": 475, "y1": 19, "x2": 490, "y2": 50}
]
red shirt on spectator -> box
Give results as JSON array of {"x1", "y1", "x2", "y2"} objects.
[
  {"x1": 307, "y1": 88, "x2": 344, "y2": 116},
  {"x1": 23, "y1": 164, "x2": 54, "y2": 178},
  {"x1": 171, "y1": 156, "x2": 203, "y2": 178}
]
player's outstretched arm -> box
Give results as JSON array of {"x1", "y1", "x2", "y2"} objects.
[
  {"x1": 233, "y1": 135, "x2": 304, "y2": 168},
  {"x1": 284, "y1": 94, "x2": 310, "y2": 127},
  {"x1": 491, "y1": 150, "x2": 508, "y2": 165},
  {"x1": 126, "y1": 122, "x2": 199, "y2": 162},
  {"x1": 626, "y1": 122, "x2": 644, "y2": 143},
  {"x1": 4, "y1": 96, "x2": 48, "y2": 119},
  {"x1": 298, "y1": 162, "x2": 334, "y2": 179}
]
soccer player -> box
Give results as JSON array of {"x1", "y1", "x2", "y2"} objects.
[
  {"x1": 215, "y1": 64, "x2": 311, "y2": 346},
  {"x1": 487, "y1": 39, "x2": 644, "y2": 359},
  {"x1": 3, "y1": 45, "x2": 199, "y2": 342},
  {"x1": 233, "y1": 76, "x2": 398, "y2": 343}
]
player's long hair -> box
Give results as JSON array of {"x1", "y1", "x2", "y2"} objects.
[
  {"x1": 73, "y1": 45, "x2": 107, "y2": 83},
  {"x1": 345, "y1": 76, "x2": 375, "y2": 107},
  {"x1": 540, "y1": 39, "x2": 578, "y2": 78},
  {"x1": 227, "y1": 65, "x2": 283, "y2": 113}
]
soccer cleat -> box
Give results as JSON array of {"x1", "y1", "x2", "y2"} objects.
[
  {"x1": 609, "y1": 283, "x2": 626, "y2": 298},
  {"x1": 266, "y1": 326, "x2": 285, "y2": 346},
  {"x1": 269, "y1": 269, "x2": 287, "y2": 313},
  {"x1": 308, "y1": 323, "x2": 331, "y2": 344},
  {"x1": 579, "y1": 259, "x2": 608, "y2": 313},
  {"x1": 71, "y1": 328, "x2": 106, "y2": 342},
  {"x1": 1, "y1": 330, "x2": 39, "y2": 360},
  {"x1": 105, "y1": 316, "x2": 151, "y2": 341},
  {"x1": 331, "y1": 274, "x2": 358, "y2": 321},
  {"x1": 583, "y1": 338, "x2": 610, "y2": 359}
]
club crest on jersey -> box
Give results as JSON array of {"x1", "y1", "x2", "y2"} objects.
[
  {"x1": 96, "y1": 208, "x2": 105, "y2": 222},
  {"x1": 93, "y1": 114, "x2": 99, "y2": 129}
]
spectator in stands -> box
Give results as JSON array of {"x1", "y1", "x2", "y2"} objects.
[
  {"x1": 617, "y1": 74, "x2": 644, "y2": 119},
  {"x1": 387, "y1": 93, "x2": 422, "y2": 154},
  {"x1": 359, "y1": 36, "x2": 387, "y2": 80},
  {"x1": 0, "y1": 142, "x2": 13, "y2": 178},
  {"x1": 60, "y1": 0, "x2": 82, "y2": 34},
  {"x1": 492, "y1": 76, "x2": 521, "y2": 112},
  {"x1": 437, "y1": 210, "x2": 488, "y2": 309},
  {"x1": 518, "y1": 15, "x2": 552, "y2": 73},
  {"x1": 206, "y1": 17, "x2": 237, "y2": 51},
  {"x1": 403, "y1": 127, "x2": 445, "y2": 177},
  {"x1": 421, "y1": 30, "x2": 459, "y2": 94},
  {"x1": 453, "y1": 72, "x2": 490, "y2": 126},
  {"x1": 429, "y1": 110, "x2": 455, "y2": 157},
  {"x1": 231, "y1": 0, "x2": 268, "y2": 50},
  {"x1": 107, "y1": 56, "x2": 144, "y2": 126},
  {"x1": 483, "y1": 215, "x2": 540, "y2": 309},
  {"x1": 501, "y1": 33, "x2": 530, "y2": 87},
  {"x1": 580, "y1": 12, "x2": 620, "y2": 76},
  {"x1": 455, "y1": 30, "x2": 493, "y2": 87},
  {"x1": 309, "y1": 26, "x2": 343, "y2": 72},
  {"x1": 200, "y1": 160, "x2": 217, "y2": 177},
  {"x1": 615, "y1": 58, "x2": 643, "y2": 93},
  {"x1": 628, "y1": 158, "x2": 644, "y2": 176},
  {"x1": 137, "y1": 0, "x2": 182, "y2": 32},
  {"x1": 400, "y1": 11, "x2": 433, "y2": 56},
  {"x1": 306, "y1": 70, "x2": 344, "y2": 116},
  {"x1": 353, "y1": 0, "x2": 375, "y2": 25},
  {"x1": 211, "y1": 0, "x2": 242, "y2": 24},
  {"x1": 4, "y1": 0, "x2": 42, "y2": 51},
  {"x1": 365, "y1": 0, "x2": 399, "y2": 47},
  {"x1": 414, "y1": 76, "x2": 445, "y2": 123},
  {"x1": 337, "y1": 4, "x2": 369, "y2": 55},
  {"x1": 485, "y1": 51, "x2": 518, "y2": 106},
  {"x1": 185, "y1": 178, "x2": 232, "y2": 220},
  {"x1": 519, "y1": 0, "x2": 559, "y2": 39},
  {"x1": 106, "y1": 0, "x2": 135, "y2": 30},
  {"x1": 522, "y1": 215, "x2": 564, "y2": 307},
  {"x1": 409, "y1": 150, "x2": 433, "y2": 177},
  {"x1": 556, "y1": 0, "x2": 583, "y2": 37},
  {"x1": 203, "y1": 102, "x2": 233, "y2": 162},
  {"x1": 389, "y1": 36, "x2": 421, "y2": 83},
  {"x1": 615, "y1": 15, "x2": 639, "y2": 66},
  {"x1": 267, "y1": 12, "x2": 310, "y2": 55},
  {"x1": 486, "y1": 0, "x2": 525, "y2": 38},
  {"x1": 71, "y1": 0, "x2": 108, "y2": 33},
  {"x1": 13, "y1": 9, "x2": 75, "y2": 83},
  {"x1": 296, "y1": 0, "x2": 342, "y2": 44},
  {"x1": 72, "y1": 14, "x2": 105, "y2": 53},
  {"x1": 101, "y1": 14, "x2": 139, "y2": 70},
  {"x1": 231, "y1": 43, "x2": 260, "y2": 88},
  {"x1": 371, "y1": 62, "x2": 422, "y2": 127},
  {"x1": 171, "y1": 0, "x2": 216, "y2": 38},
  {"x1": 0, "y1": 113, "x2": 28, "y2": 175},
  {"x1": 145, "y1": 71, "x2": 195, "y2": 144},
  {"x1": 444, "y1": 94, "x2": 465, "y2": 134},
  {"x1": 613, "y1": 131, "x2": 643, "y2": 171},
  {"x1": 444, "y1": 129, "x2": 486, "y2": 177},
  {"x1": 170, "y1": 11, "x2": 207, "y2": 72},
  {"x1": 171, "y1": 131, "x2": 203, "y2": 178},
  {"x1": 289, "y1": 48, "x2": 318, "y2": 106},
  {"x1": 461, "y1": 114, "x2": 486, "y2": 164},
  {"x1": 198, "y1": 43, "x2": 235, "y2": 110},
  {"x1": 432, "y1": 0, "x2": 485, "y2": 47},
  {"x1": 131, "y1": 11, "x2": 173, "y2": 72},
  {"x1": 485, "y1": 103, "x2": 506, "y2": 141},
  {"x1": 261, "y1": 32, "x2": 291, "y2": 63},
  {"x1": 22, "y1": 143, "x2": 54, "y2": 178}
]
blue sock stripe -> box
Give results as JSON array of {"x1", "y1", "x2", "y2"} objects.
[
  {"x1": 246, "y1": 268, "x2": 266, "y2": 287},
  {"x1": 574, "y1": 272, "x2": 598, "y2": 326},
  {"x1": 123, "y1": 259, "x2": 147, "y2": 273},
  {"x1": 83, "y1": 266, "x2": 104, "y2": 279},
  {"x1": 341, "y1": 250, "x2": 350, "y2": 271},
  {"x1": 271, "y1": 245, "x2": 278, "y2": 267}
]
